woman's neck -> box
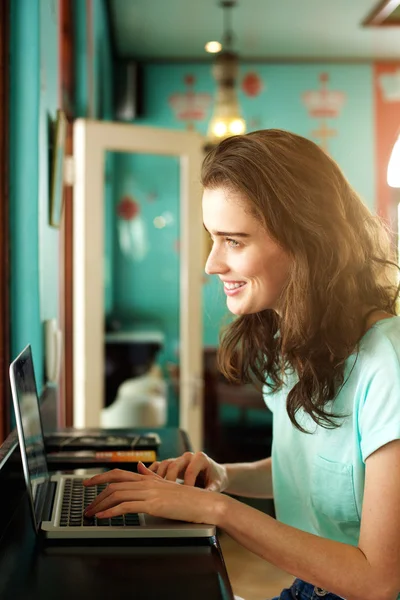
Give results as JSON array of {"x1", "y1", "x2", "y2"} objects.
[{"x1": 363, "y1": 307, "x2": 394, "y2": 334}]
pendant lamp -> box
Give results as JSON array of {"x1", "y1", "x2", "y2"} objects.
[{"x1": 205, "y1": 1, "x2": 245, "y2": 151}]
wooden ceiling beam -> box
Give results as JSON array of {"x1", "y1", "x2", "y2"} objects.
[{"x1": 363, "y1": 0, "x2": 400, "y2": 26}]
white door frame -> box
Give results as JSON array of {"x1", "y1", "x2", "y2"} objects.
[{"x1": 72, "y1": 119, "x2": 205, "y2": 450}]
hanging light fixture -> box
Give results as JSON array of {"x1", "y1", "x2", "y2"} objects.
[
  {"x1": 205, "y1": 0, "x2": 246, "y2": 151},
  {"x1": 387, "y1": 133, "x2": 400, "y2": 188}
]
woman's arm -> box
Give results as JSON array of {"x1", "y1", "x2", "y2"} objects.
[
  {"x1": 223, "y1": 457, "x2": 273, "y2": 498},
  {"x1": 83, "y1": 442, "x2": 400, "y2": 600},
  {"x1": 218, "y1": 440, "x2": 400, "y2": 600}
]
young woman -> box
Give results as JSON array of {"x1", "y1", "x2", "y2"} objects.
[{"x1": 84, "y1": 130, "x2": 400, "y2": 600}]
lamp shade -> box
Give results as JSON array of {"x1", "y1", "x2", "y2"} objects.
[{"x1": 387, "y1": 134, "x2": 400, "y2": 188}]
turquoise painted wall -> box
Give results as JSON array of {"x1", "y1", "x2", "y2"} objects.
[
  {"x1": 109, "y1": 63, "x2": 375, "y2": 355},
  {"x1": 9, "y1": 0, "x2": 113, "y2": 408},
  {"x1": 111, "y1": 153, "x2": 180, "y2": 362},
  {"x1": 10, "y1": 0, "x2": 44, "y2": 388}
]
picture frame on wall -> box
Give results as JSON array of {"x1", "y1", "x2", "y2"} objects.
[{"x1": 49, "y1": 109, "x2": 67, "y2": 228}]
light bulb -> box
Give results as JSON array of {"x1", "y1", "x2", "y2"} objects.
[
  {"x1": 205, "y1": 41, "x2": 222, "y2": 54},
  {"x1": 228, "y1": 119, "x2": 246, "y2": 135},
  {"x1": 212, "y1": 121, "x2": 227, "y2": 137}
]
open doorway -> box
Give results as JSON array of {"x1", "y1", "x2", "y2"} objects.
[{"x1": 72, "y1": 119, "x2": 205, "y2": 450}]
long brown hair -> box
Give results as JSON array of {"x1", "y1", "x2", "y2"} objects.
[{"x1": 201, "y1": 129, "x2": 399, "y2": 431}]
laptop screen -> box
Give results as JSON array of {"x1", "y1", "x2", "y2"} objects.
[{"x1": 9, "y1": 345, "x2": 49, "y2": 508}]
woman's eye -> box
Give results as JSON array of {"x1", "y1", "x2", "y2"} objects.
[{"x1": 226, "y1": 237, "x2": 240, "y2": 248}]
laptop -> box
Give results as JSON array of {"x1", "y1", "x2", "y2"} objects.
[{"x1": 9, "y1": 345, "x2": 216, "y2": 540}]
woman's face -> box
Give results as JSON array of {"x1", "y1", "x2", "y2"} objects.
[{"x1": 202, "y1": 187, "x2": 292, "y2": 316}]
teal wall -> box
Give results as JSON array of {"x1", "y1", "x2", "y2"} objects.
[
  {"x1": 9, "y1": 0, "x2": 113, "y2": 403},
  {"x1": 108, "y1": 63, "x2": 375, "y2": 355},
  {"x1": 111, "y1": 153, "x2": 180, "y2": 368},
  {"x1": 10, "y1": 0, "x2": 43, "y2": 387}
]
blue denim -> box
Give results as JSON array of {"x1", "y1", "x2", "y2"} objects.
[{"x1": 270, "y1": 578, "x2": 344, "y2": 600}]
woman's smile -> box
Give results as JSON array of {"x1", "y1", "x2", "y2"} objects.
[{"x1": 222, "y1": 280, "x2": 247, "y2": 296}]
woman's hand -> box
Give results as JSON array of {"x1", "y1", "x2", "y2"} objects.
[
  {"x1": 82, "y1": 468, "x2": 229, "y2": 525},
  {"x1": 138, "y1": 451, "x2": 229, "y2": 492}
]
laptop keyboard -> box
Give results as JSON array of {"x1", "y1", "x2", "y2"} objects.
[{"x1": 59, "y1": 478, "x2": 140, "y2": 527}]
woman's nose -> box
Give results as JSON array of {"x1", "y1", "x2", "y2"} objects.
[{"x1": 205, "y1": 248, "x2": 227, "y2": 275}]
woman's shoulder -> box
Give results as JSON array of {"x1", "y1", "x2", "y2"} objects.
[
  {"x1": 358, "y1": 315, "x2": 400, "y2": 367},
  {"x1": 362, "y1": 314, "x2": 400, "y2": 342}
]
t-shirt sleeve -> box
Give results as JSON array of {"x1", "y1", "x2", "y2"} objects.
[{"x1": 358, "y1": 334, "x2": 400, "y2": 462}]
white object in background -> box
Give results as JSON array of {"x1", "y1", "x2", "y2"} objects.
[
  {"x1": 118, "y1": 216, "x2": 149, "y2": 262},
  {"x1": 388, "y1": 135, "x2": 400, "y2": 188},
  {"x1": 101, "y1": 366, "x2": 167, "y2": 428},
  {"x1": 44, "y1": 319, "x2": 62, "y2": 384}
]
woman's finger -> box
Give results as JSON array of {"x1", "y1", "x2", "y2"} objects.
[
  {"x1": 91, "y1": 490, "x2": 148, "y2": 516},
  {"x1": 137, "y1": 461, "x2": 162, "y2": 477},
  {"x1": 96, "y1": 500, "x2": 148, "y2": 519},
  {"x1": 154, "y1": 459, "x2": 176, "y2": 479},
  {"x1": 85, "y1": 481, "x2": 128, "y2": 515},
  {"x1": 183, "y1": 453, "x2": 209, "y2": 487},
  {"x1": 85, "y1": 481, "x2": 147, "y2": 516},
  {"x1": 163, "y1": 455, "x2": 191, "y2": 482},
  {"x1": 83, "y1": 468, "x2": 142, "y2": 487},
  {"x1": 146, "y1": 461, "x2": 161, "y2": 472}
]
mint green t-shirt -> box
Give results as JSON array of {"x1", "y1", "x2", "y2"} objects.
[{"x1": 263, "y1": 316, "x2": 400, "y2": 547}]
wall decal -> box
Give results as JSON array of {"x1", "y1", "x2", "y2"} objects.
[
  {"x1": 169, "y1": 74, "x2": 212, "y2": 131},
  {"x1": 116, "y1": 195, "x2": 139, "y2": 221},
  {"x1": 116, "y1": 195, "x2": 148, "y2": 262},
  {"x1": 241, "y1": 71, "x2": 263, "y2": 97},
  {"x1": 302, "y1": 73, "x2": 346, "y2": 154}
]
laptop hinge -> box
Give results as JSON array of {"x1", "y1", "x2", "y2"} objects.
[{"x1": 40, "y1": 481, "x2": 57, "y2": 523}]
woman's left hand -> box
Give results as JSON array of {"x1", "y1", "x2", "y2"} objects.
[{"x1": 83, "y1": 466, "x2": 227, "y2": 525}]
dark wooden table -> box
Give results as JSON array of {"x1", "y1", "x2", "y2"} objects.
[{"x1": 0, "y1": 428, "x2": 234, "y2": 600}]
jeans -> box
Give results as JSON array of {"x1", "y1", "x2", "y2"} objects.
[{"x1": 269, "y1": 578, "x2": 344, "y2": 600}]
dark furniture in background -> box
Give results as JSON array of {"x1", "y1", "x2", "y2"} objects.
[{"x1": 203, "y1": 347, "x2": 273, "y2": 464}]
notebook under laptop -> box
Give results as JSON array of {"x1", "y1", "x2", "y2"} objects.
[{"x1": 9, "y1": 345, "x2": 216, "y2": 540}]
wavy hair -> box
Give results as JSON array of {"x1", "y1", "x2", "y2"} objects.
[{"x1": 201, "y1": 129, "x2": 399, "y2": 431}]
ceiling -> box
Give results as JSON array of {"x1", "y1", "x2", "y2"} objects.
[{"x1": 107, "y1": 0, "x2": 400, "y2": 62}]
